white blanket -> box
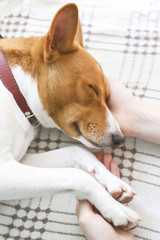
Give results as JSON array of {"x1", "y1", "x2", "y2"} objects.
[{"x1": 0, "y1": 0, "x2": 160, "y2": 239}]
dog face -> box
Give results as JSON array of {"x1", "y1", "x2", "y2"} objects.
[{"x1": 36, "y1": 4, "x2": 124, "y2": 148}]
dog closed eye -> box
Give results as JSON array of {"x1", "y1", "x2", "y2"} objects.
[
  {"x1": 88, "y1": 84, "x2": 99, "y2": 96},
  {"x1": 73, "y1": 122, "x2": 81, "y2": 135}
]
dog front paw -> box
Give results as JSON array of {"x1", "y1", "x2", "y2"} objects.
[
  {"x1": 92, "y1": 186, "x2": 140, "y2": 230},
  {"x1": 106, "y1": 177, "x2": 136, "y2": 203},
  {"x1": 110, "y1": 203, "x2": 141, "y2": 230},
  {"x1": 93, "y1": 168, "x2": 135, "y2": 203}
]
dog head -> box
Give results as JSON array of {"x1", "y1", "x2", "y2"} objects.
[{"x1": 34, "y1": 4, "x2": 124, "y2": 148}]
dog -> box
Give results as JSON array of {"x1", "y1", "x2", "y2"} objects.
[{"x1": 0, "y1": 3, "x2": 140, "y2": 230}]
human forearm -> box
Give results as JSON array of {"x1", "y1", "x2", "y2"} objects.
[{"x1": 127, "y1": 101, "x2": 160, "y2": 144}]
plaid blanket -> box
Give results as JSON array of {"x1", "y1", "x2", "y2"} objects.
[{"x1": 0, "y1": 0, "x2": 160, "y2": 239}]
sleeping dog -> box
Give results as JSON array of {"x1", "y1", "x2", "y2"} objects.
[{"x1": 0, "y1": 3, "x2": 140, "y2": 230}]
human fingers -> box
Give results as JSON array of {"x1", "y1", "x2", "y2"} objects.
[
  {"x1": 99, "y1": 152, "x2": 120, "y2": 178},
  {"x1": 110, "y1": 161, "x2": 120, "y2": 178}
]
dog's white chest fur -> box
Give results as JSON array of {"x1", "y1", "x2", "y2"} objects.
[
  {"x1": 0, "y1": 76, "x2": 35, "y2": 161},
  {"x1": 0, "y1": 66, "x2": 60, "y2": 161}
]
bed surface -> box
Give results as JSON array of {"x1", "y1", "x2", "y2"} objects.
[{"x1": 0, "y1": 0, "x2": 160, "y2": 239}]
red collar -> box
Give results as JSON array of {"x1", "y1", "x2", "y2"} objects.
[{"x1": 0, "y1": 48, "x2": 39, "y2": 126}]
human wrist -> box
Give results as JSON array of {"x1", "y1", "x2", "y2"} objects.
[
  {"x1": 122, "y1": 98, "x2": 141, "y2": 138},
  {"x1": 125, "y1": 100, "x2": 158, "y2": 142},
  {"x1": 127, "y1": 101, "x2": 160, "y2": 144}
]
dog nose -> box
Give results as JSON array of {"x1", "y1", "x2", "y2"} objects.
[{"x1": 112, "y1": 134, "x2": 124, "y2": 145}]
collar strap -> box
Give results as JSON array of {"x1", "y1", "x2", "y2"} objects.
[{"x1": 0, "y1": 48, "x2": 39, "y2": 126}]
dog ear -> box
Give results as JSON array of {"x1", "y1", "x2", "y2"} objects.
[
  {"x1": 44, "y1": 4, "x2": 80, "y2": 62},
  {"x1": 75, "y1": 20, "x2": 84, "y2": 47}
]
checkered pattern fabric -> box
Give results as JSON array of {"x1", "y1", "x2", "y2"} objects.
[{"x1": 0, "y1": 0, "x2": 160, "y2": 239}]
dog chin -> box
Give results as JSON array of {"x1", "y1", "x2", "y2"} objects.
[{"x1": 73, "y1": 135, "x2": 112, "y2": 149}]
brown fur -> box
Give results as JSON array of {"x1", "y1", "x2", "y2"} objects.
[{"x1": 0, "y1": 3, "x2": 111, "y2": 147}]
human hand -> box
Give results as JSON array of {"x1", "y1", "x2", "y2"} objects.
[
  {"x1": 106, "y1": 77, "x2": 139, "y2": 137},
  {"x1": 76, "y1": 153, "x2": 134, "y2": 240}
]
